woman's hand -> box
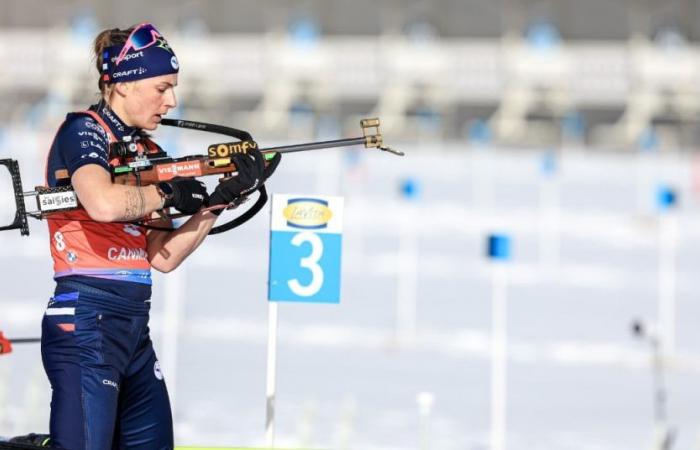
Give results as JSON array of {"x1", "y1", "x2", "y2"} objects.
[{"x1": 160, "y1": 178, "x2": 208, "y2": 214}]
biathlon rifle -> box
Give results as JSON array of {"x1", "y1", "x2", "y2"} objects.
[
  {"x1": 0, "y1": 330, "x2": 40, "y2": 355},
  {"x1": 0, "y1": 118, "x2": 403, "y2": 236}
]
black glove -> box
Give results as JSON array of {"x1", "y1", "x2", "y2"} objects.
[
  {"x1": 160, "y1": 178, "x2": 208, "y2": 215},
  {"x1": 208, "y1": 149, "x2": 266, "y2": 214}
]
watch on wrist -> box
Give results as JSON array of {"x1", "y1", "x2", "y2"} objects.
[{"x1": 156, "y1": 181, "x2": 174, "y2": 208}]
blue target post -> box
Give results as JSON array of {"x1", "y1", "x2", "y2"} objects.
[
  {"x1": 400, "y1": 178, "x2": 421, "y2": 199},
  {"x1": 487, "y1": 234, "x2": 511, "y2": 450},
  {"x1": 396, "y1": 177, "x2": 421, "y2": 344},
  {"x1": 488, "y1": 234, "x2": 511, "y2": 261},
  {"x1": 656, "y1": 185, "x2": 679, "y2": 356},
  {"x1": 656, "y1": 185, "x2": 677, "y2": 212}
]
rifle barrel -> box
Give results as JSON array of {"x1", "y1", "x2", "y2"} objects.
[
  {"x1": 262, "y1": 137, "x2": 367, "y2": 154},
  {"x1": 11, "y1": 338, "x2": 41, "y2": 344}
]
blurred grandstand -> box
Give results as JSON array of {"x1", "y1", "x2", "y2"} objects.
[{"x1": 3, "y1": 0, "x2": 700, "y2": 148}]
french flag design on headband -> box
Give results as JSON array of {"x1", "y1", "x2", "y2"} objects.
[{"x1": 102, "y1": 23, "x2": 179, "y2": 84}]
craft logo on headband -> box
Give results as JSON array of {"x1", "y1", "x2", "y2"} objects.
[{"x1": 102, "y1": 23, "x2": 179, "y2": 84}]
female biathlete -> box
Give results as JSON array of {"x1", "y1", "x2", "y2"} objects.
[{"x1": 39, "y1": 22, "x2": 279, "y2": 450}]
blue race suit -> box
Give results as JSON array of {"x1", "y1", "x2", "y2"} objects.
[{"x1": 41, "y1": 100, "x2": 174, "y2": 450}]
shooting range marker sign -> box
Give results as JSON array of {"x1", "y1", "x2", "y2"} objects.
[{"x1": 268, "y1": 194, "x2": 344, "y2": 303}]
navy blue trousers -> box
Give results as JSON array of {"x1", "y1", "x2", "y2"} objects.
[{"x1": 41, "y1": 283, "x2": 173, "y2": 450}]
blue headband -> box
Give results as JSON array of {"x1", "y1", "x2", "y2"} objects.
[{"x1": 102, "y1": 24, "x2": 179, "y2": 84}]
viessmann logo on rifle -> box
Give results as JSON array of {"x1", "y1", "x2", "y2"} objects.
[
  {"x1": 156, "y1": 161, "x2": 203, "y2": 180},
  {"x1": 282, "y1": 198, "x2": 332, "y2": 229},
  {"x1": 207, "y1": 140, "x2": 258, "y2": 158}
]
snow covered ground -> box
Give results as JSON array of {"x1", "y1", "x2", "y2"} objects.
[{"x1": 1, "y1": 133, "x2": 700, "y2": 449}]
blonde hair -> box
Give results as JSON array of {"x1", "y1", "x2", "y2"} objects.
[{"x1": 92, "y1": 26, "x2": 136, "y2": 95}]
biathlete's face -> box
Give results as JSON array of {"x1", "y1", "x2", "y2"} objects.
[{"x1": 119, "y1": 73, "x2": 178, "y2": 130}]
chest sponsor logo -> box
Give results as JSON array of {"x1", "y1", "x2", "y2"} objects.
[
  {"x1": 107, "y1": 247, "x2": 148, "y2": 261},
  {"x1": 84, "y1": 120, "x2": 108, "y2": 137},
  {"x1": 123, "y1": 224, "x2": 142, "y2": 237},
  {"x1": 80, "y1": 141, "x2": 106, "y2": 152},
  {"x1": 156, "y1": 161, "x2": 203, "y2": 180},
  {"x1": 78, "y1": 130, "x2": 105, "y2": 141},
  {"x1": 80, "y1": 152, "x2": 108, "y2": 164}
]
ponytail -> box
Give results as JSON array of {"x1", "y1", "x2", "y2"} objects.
[{"x1": 93, "y1": 26, "x2": 134, "y2": 94}]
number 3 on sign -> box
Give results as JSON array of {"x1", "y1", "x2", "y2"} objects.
[
  {"x1": 268, "y1": 194, "x2": 343, "y2": 304},
  {"x1": 288, "y1": 232, "x2": 324, "y2": 297}
]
